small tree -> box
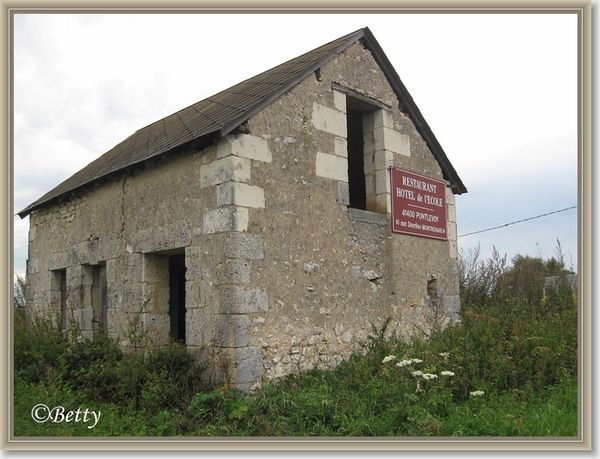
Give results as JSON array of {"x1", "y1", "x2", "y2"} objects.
[
  {"x1": 13, "y1": 275, "x2": 26, "y2": 309},
  {"x1": 494, "y1": 253, "x2": 572, "y2": 308},
  {"x1": 458, "y1": 244, "x2": 508, "y2": 309}
]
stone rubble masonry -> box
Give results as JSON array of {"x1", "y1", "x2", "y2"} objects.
[{"x1": 24, "y1": 41, "x2": 462, "y2": 393}]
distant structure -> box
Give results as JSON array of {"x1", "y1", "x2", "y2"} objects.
[
  {"x1": 19, "y1": 28, "x2": 467, "y2": 391},
  {"x1": 543, "y1": 274, "x2": 578, "y2": 297}
]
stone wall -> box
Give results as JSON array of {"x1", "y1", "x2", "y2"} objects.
[{"x1": 25, "y1": 41, "x2": 461, "y2": 392}]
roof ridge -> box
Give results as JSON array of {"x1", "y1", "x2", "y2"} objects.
[{"x1": 18, "y1": 26, "x2": 466, "y2": 219}]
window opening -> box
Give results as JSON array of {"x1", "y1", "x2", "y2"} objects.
[
  {"x1": 168, "y1": 254, "x2": 187, "y2": 343},
  {"x1": 347, "y1": 108, "x2": 367, "y2": 210}
]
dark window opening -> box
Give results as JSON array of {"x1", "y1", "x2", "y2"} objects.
[
  {"x1": 92, "y1": 264, "x2": 108, "y2": 336},
  {"x1": 168, "y1": 254, "x2": 187, "y2": 343},
  {"x1": 347, "y1": 108, "x2": 367, "y2": 210},
  {"x1": 57, "y1": 269, "x2": 67, "y2": 331}
]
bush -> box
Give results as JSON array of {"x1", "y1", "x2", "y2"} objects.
[
  {"x1": 13, "y1": 308, "x2": 68, "y2": 385},
  {"x1": 14, "y1": 311, "x2": 208, "y2": 420},
  {"x1": 14, "y1": 245, "x2": 578, "y2": 437}
]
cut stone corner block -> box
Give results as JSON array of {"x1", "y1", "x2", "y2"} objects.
[
  {"x1": 231, "y1": 346, "x2": 264, "y2": 392},
  {"x1": 202, "y1": 206, "x2": 249, "y2": 235},
  {"x1": 217, "y1": 134, "x2": 272, "y2": 163}
]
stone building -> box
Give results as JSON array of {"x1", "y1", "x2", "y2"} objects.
[{"x1": 19, "y1": 28, "x2": 467, "y2": 391}]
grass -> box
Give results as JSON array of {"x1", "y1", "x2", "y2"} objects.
[{"x1": 12, "y1": 249, "x2": 578, "y2": 437}]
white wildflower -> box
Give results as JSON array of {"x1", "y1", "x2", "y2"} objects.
[
  {"x1": 422, "y1": 373, "x2": 438, "y2": 380},
  {"x1": 397, "y1": 358, "x2": 423, "y2": 368},
  {"x1": 415, "y1": 381, "x2": 424, "y2": 393},
  {"x1": 440, "y1": 371, "x2": 455, "y2": 377},
  {"x1": 411, "y1": 370, "x2": 423, "y2": 378},
  {"x1": 439, "y1": 352, "x2": 450, "y2": 359},
  {"x1": 381, "y1": 355, "x2": 396, "y2": 364},
  {"x1": 470, "y1": 390, "x2": 485, "y2": 397}
]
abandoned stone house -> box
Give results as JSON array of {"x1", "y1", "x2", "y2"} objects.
[{"x1": 19, "y1": 28, "x2": 467, "y2": 391}]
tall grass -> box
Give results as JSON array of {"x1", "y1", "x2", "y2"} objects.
[{"x1": 13, "y1": 246, "x2": 578, "y2": 437}]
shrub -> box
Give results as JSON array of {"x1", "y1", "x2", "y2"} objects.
[{"x1": 13, "y1": 308, "x2": 68, "y2": 385}]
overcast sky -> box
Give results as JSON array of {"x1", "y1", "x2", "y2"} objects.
[{"x1": 12, "y1": 12, "x2": 579, "y2": 279}]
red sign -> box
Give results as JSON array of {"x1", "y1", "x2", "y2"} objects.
[{"x1": 390, "y1": 167, "x2": 447, "y2": 240}]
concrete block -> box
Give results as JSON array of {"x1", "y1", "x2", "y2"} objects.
[
  {"x1": 136, "y1": 221, "x2": 192, "y2": 253},
  {"x1": 202, "y1": 207, "x2": 249, "y2": 235},
  {"x1": 364, "y1": 174, "x2": 375, "y2": 197},
  {"x1": 142, "y1": 253, "x2": 169, "y2": 284},
  {"x1": 48, "y1": 252, "x2": 69, "y2": 270},
  {"x1": 316, "y1": 152, "x2": 348, "y2": 182},
  {"x1": 49, "y1": 270, "x2": 62, "y2": 291},
  {"x1": 80, "y1": 265, "x2": 94, "y2": 286},
  {"x1": 217, "y1": 134, "x2": 272, "y2": 163},
  {"x1": 374, "y1": 127, "x2": 410, "y2": 157},
  {"x1": 363, "y1": 130, "x2": 376, "y2": 155},
  {"x1": 123, "y1": 253, "x2": 144, "y2": 282},
  {"x1": 26, "y1": 258, "x2": 39, "y2": 275},
  {"x1": 232, "y1": 346, "x2": 263, "y2": 385},
  {"x1": 375, "y1": 169, "x2": 390, "y2": 195},
  {"x1": 312, "y1": 103, "x2": 347, "y2": 137},
  {"x1": 143, "y1": 313, "x2": 170, "y2": 346},
  {"x1": 184, "y1": 246, "x2": 203, "y2": 278},
  {"x1": 72, "y1": 234, "x2": 120, "y2": 265},
  {"x1": 217, "y1": 182, "x2": 265, "y2": 209},
  {"x1": 449, "y1": 240, "x2": 459, "y2": 259},
  {"x1": 185, "y1": 308, "x2": 209, "y2": 347},
  {"x1": 373, "y1": 193, "x2": 391, "y2": 214},
  {"x1": 447, "y1": 221, "x2": 457, "y2": 241},
  {"x1": 443, "y1": 295, "x2": 461, "y2": 315},
  {"x1": 223, "y1": 233, "x2": 264, "y2": 260},
  {"x1": 214, "y1": 259, "x2": 251, "y2": 286},
  {"x1": 446, "y1": 203, "x2": 457, "y2": 224},
  {"x1": 374, "y1": 150, "x2": 394, "y2": 171},
  {"x1": 28, "y1": 226, "x2": 36, "y2": 242},
  {"x1": 363, "y1": 152, "x2": 375, "y2": 176},
  {"x1": 78, "y1": 308, "x2": 95, "y2": 331},
  {"x1": 373, "y1": 109, "x2": 394, "y2": 129},
  {"x1": 362, "y1": 112, "x2": 375, "y2": 133},
  {"x1": 337, "y1": 181, "x2": 349, "y2": 206},
  {"x1": 334, "y1": 136, "x2": 348, "y2": 158},
  {"x1": 348, "y1": 208, "x2": 388, "y2": 225},
  {"x1": 220, "y1": 286, "x2": 268, "y2": 314},
  {"x1": 446, "y1": 189, "x2": 457, "y2": 222},
  {"x1": 332, "y1": 89, "x2": 346, "y2": 113},
  {"x1": 214, "y1": 314, "x2": 251, "y2": 348},
  {"x1": 105, "y1": 259, "x2": 118, "y2": 284},
  {"x1": 200, "y1": 156, "x2": 251, "y2": 188}
]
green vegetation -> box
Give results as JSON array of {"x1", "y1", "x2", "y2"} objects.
[{"x1": 13, "y1": 245, "x2": 578, "y2": 437}]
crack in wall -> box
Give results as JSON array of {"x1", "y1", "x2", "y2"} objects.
[{"x1": 119, "y1": 174, "x2": 133, "y2": 254}]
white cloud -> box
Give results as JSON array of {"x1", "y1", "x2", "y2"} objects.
[{"x1": 11, "y1": 12, "x2": 580, "y2": 279}]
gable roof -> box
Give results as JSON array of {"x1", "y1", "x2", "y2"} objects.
[{"x1": 18, "y1": 27, "x2": 466, "y2": 219}]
